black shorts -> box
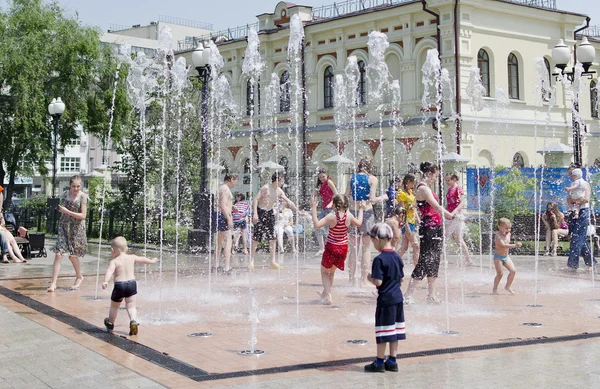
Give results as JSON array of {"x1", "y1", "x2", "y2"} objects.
[
  {"x1": 412, "y1": 225, "x2": 443, "y2": 280},
  {"x1": 111, "y1": 280, "x2": 138, "y2": 302},
  {"x1": 253, "y1": 208, "x2": 275, "y2": 242}
]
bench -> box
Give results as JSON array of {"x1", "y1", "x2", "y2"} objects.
[{"x1": 512, "y1": 214, "x2": 599, "y2": 254}]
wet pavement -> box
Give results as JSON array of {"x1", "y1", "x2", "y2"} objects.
[{"x1": 0, "y1": 241, "x2": 599, "y2": 388}]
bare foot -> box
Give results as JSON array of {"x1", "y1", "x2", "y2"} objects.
[
  {"x1": 323, "y1": 293, "x2": 332, "y2": 305},
  {"x1": 504, "y1": 287, "x2": 516, "y2": 295},
  {"x1": 316, "y1": 290, "x2": 326, "y2": 299},
  {"x1": 47, "y1": 285, "x2": 56, "y2": 292},
  {"x1": 72, "y1": 277, "x2": 84, "y2": 290},
  {"x1": 464, "y1": 260, "x2": 474, "y2": 266},
  {"x1": 492, "y1": 289, "x2": 499, "y2": 295},
  {"x1": 243, "y1": 249, "x2": 248, "y2": 255}
]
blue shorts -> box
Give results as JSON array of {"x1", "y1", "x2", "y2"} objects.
[
  {"x1": 494, "y1": 253, "x2": 508, "y2": 263},
  {"x1": 401, "y1": 223, "x2": 416, "y2": 234},
  {"x1": 375, "y1": 302, "x2": 406, "y2": 344},
  {"x1": 216, "y1": 212, "x2": 230, "y2": 232}
]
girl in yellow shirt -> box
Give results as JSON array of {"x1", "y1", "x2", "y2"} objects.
[{"x1": 396, "y1": 174, "x2": 420, "y2": 265}]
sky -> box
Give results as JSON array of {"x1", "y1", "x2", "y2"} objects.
[{"x1": 0, "y1": 0, "x2": 598, "y2": 34}]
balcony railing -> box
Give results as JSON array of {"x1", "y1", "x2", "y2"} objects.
[
  {"x1": 177, "y1": 23, "x2": 260, "y2": 52},
  {"x1": 499, "y1": 0, "x2": 556, "y2": 9},
  {"x1": 311, "y1": 0, "x2": 413, "y2": 20},
  {"x1": 577, "y1": 25, "x2": 600, "y2": 39}
]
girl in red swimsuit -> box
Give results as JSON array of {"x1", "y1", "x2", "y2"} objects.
[{"x1": 310, "y1": 194, "x2": 364, "y2": 305}]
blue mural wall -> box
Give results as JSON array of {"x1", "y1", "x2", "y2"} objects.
[{"x1": 466, "y1": 167, "x2": 600, "y2": 213}]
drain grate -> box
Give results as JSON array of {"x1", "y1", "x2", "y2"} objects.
[
  {"x1": 238, "y1": 349, "x2": 266, "y2": 356},
  {"x1": 522, "y1": 322, "x2": 542, "y2": 327},
  {"x1": 588, "y1": 298, "x2": 600, "y2": 302},
  {"x1": 344, "y1": 339, "x2": 369, "y2": 345},
  {"x1": 526, "y1": 304, "x2": 543, "y2": 308},
  {"x1": 466, "y1": 295, "x2": 482, "y2": 298},
  {"x1": 188, "y1": 332, "x2": 213, "y2": 338},
  {"x1": 442, "y1": 330, "x2": 460, "y2": 335},
  {"x1": 86, "y1": 296, "x2": 102, "y2": 301}
]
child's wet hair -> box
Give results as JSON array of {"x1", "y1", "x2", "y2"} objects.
[
  {"x1": 332, "y1": 194, "x2": 349, "y2": 211},
  {"x1": 498, "y1": 217, "x2": 511, "y2": 227}
]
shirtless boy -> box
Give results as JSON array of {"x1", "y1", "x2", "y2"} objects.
[
  {"x1": 102, "y1": 237, "x2": 158, "y2": 335},
  {"x1": 493, "y1": 218, "x2": 522, "y2": 295},
  {"x1": 215, "y1": 174, "x2": 238, "y2": 274},
  {"x1": 250, "y1": 173, "x2": 299, "y2": 270}
]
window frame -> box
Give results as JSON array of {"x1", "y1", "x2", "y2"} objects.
[
  {"x1": 324, "y1": 66, "x2": 334, "y2": 109},
  {"x1": 477, "y1": 49, "x2": 490, "y2": 97},
  {"x1": 507, "y1": 53, "x2": 520, "y2": 100}
]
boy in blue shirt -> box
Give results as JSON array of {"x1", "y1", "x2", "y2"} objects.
[{"x1": 365, "y1": 223, "x2": 406, "y2": 373}]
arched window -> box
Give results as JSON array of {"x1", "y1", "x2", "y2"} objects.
[
  {"x1": 477, "y1": 49, "x2": 490, "y2": 97},
  {"x1": 243, "y1": 158, "x2": 251, "y2": 174},
  {"x1": 324, "y1": 66, "x2": 334, "y2": 109},
  {"x1": 512, "y1": 152, "x2": 524, "y2": 168},
  {"x1": 280, "y1": 71, "x2": 290, "y2": 113},
  {"x1": 542, "y1": 58, "x2": 552, "y2": 102},
  {"x1": 591, "y1": 80, "x2": 598, "y2": 118},
  {"x1": 594, "y1": 158, "x2": 600, "y2": 169},
  {"x1": 507, "y1": 53, "x2": 520, "y2": 100},
  {"x1": 246, "y1": 79, "x2": 254, "y2": 116},
  {"x1": 358, "y1": 60, "x2": 367, "y2": 105}
]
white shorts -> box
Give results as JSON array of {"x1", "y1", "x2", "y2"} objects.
[{"x1": 445, "y1": 215, "x2": 465, "y2": 236}]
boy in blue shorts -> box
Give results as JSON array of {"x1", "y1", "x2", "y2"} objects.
[
  {"x1": 365, "y1": 223, "x2": 406, "y2": 373},
  {"x1": 493, "y1": 218, "x2": 521, "y2": 295}
]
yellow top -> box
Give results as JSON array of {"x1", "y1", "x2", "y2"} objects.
[{"x1": 396, "y1": 189, "x2": 416, "y2": 224}]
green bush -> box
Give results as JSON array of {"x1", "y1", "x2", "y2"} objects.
[{"x1": 492, "y1": 166, "x2": 536, "y2": 222}]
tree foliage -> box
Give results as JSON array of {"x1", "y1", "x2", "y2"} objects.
[
  {"x1": 0, "y1": 0, "x2": 128, "y2": 206},
  {"x1": 492, "y1": 166, "x2": 537, "y2": 221}
]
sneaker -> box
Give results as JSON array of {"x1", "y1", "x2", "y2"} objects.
[
  {"x1": 129, "y1": 320, "x2": 139, "y2": 336},
  {"x1": 364, "y1": 361, "x2": 385, "y2": 373},
  {"x1": 426, "y1": 296, "x2": 441, "y2": 305},
  {"x1": 270, "y1": 263, "x2": 280, "y2": 270},
  {"x1": 104, "y1": 318, "x2": 114, "y2": 332},
  {"x1": 403, "y1": 296, "x2": 413, "y2": 305},
  {"x1": 247, "y1": 263, "x2": 255, "y2": 270},
  {"x1": 384, "y1": 360, "x2": 399, "y2": 372}
]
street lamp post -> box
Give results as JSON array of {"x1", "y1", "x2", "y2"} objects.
[
  {"x1": 192, "y1": 43, "x2": 212, "y2": 199},
  {"x1": 48, "y1": 97, "x2": 65, "y2": 198},
  {"x1": 189, "y1": 43, "x2": 214, "y2": 249},
  {"x1": 47, "y1": 97, "x2": 65, "y2": 234},
  {"x1": 552, "y1": 37, "x2": 596, "y2": 167}
]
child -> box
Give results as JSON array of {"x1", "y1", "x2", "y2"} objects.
[
  {"x1": 565, "y1": 168, "x2": 586, "y2": 219},
  {"x1": 385, "y1": 205, "x2": 406, "y2": 250},
  {"x1": 0, "y1": 214, "x2": 27, "y2": 263},
  {"x1": 102, "y1": 237, "x2": 158, "y2": 335},
  {"x1": 275, "y1": 201, "x2": 296, "y2": 254},
  {"x1": 493, "y1": 218, "x2": 522, "y2": 295},
  {"x1": 365, "y1": 223, "x2": 406, "y2": 373},
  {"x1": 311, "y1": 194, "x2": 363, "y2": 305}
]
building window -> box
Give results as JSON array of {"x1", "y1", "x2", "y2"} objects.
[
  {"x1": 591, "y1": 80, "x2": 598, "y2": 118},
  {"x1": 358, "y1": 60, "x2": 367, "y2": 105},
  {"x1": 60, "y1": 157, "x2": 80, "y2": 172},
  {"x1": 477, "y1": 49, "x2": 490, "y2": 97},
  {"x1": 243, "y1": 158, "x2": 251, "y2": 174},
  {"x1": 324, "y1": 66, "x2": 334, "y2": 109},
  {"x1": 507, "y1": 53, "x2": 520, "y2": 100},
  {"x1": 280, "y1": 71, "x2": 290, "y2": 112},
  {"x1": 512, "y1": 152, "x2": 524, "y2": 168},
  {"x1": 246, "y1": 79, "x2": 254, "y2": 116},
  {"x1": 542, "y1": 58, "x2": 552, "y2": 102},
  {"x1": 68, "y1": 131, "x2": 81, "y2": 146}
]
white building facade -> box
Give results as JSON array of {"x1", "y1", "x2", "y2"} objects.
[{"x1": 175, "y1": 0, "x2": 599, "y2": 195}]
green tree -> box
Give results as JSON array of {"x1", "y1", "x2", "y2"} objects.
[
  {"x1": 493, "y1": 166, "x2": 536, "y2": 221},
  {"x1": 0, "y1": 0, "x2": 126, "y2": 206}
]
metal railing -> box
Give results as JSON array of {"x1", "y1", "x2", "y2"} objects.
[
  {"x1": 158, "y1": 15, "x2": 213, "y2": 31},
  {"x1": 578, "y1": 25, "x2": 600, "y2": 38},
  {"x1": 311, "y1": 0, "x2": 412, "y2": 20},
  {"x1": 177, "y1": 22, "x2": 260, "y2": 52},
  {"x1": 108, "y1": 24, "x2": 130, "y2": 33},
  {"x1": 499, "y1": 0, "x2": 556, "y2": 9}
]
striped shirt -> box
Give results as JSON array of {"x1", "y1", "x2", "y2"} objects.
[
  {"x1": 327, "y1": 211, "x2": 348, "y2": 245},
  {"x1": 232, "y1": 201, "x2": 250, "y2": 223}
]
